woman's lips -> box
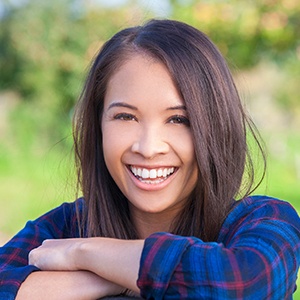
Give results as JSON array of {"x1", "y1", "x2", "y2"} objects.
[{"x1": 127, "y1": 165, "x2": 178, "y2": 187}]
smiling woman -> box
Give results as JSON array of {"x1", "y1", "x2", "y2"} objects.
[
  {"x1": 0, "y1": 19, "x2": 299, "y2": 300},
  {"x1": 101, "y1": 55, "x2": 198, "y2": 236}
]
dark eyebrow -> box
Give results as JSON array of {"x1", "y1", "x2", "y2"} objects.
[
  {"x1": 167, "y1": 105, "x2": 187, "y2": 111},
  {"x1": 108, "y1": 102, "x2": 138, "y2": 110},
  {"x1": 108, "y1": 102, "x2": 186, "y2": 111}
]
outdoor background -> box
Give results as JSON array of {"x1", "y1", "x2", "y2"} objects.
[{"x1": 0, "y1": 0, "x2": 299, "y2": 297}]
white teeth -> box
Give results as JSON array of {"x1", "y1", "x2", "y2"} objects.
[
  {"x1": 130, "y1": 166, "x2": 175, "y2": 180},
  {"x1": 137, "y1": 168, "x2": 142, "y2": 177},
  {"x1": 142, "y1": 169, "x2": 150, "y2": 179},
  {"x1": 140, "y1": 178, "x2": 165, "y2": 184},
  {"x1": 149, "y1": 169, "x2": 157, "y2": 178},
  {"x1": 132, "y1": 167, "x2": 137, "y2": 175},
  {"x1": 168, "y1": 167, "x2": 174, "y2": 175}
]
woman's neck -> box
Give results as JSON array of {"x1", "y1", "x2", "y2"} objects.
[{"x1": 130, "y1": 209, "x2": 177, "y2": 239}]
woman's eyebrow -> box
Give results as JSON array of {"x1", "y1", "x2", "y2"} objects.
[
  {"x1": 107, "y1": 102, "x2": 138, "y2": 110},
  {"x1": 107, "y1": 102, "x2": 186, "y2": 111},
  {"x1": 167, "y1": 105, "x2": 187, "y2": 111}
]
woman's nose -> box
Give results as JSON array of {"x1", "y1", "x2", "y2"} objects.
[{"x1": 131, "y1": 126, "x2": 169, "y2": 159}]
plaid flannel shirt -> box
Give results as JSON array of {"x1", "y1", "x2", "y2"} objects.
[{"x1": 0, "y1": 196, "x2": 299, "y2": 299}]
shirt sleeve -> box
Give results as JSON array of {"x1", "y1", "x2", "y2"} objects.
[
  {"x1": 0, "y1": 200, "x2": 81, "y2": 300},
  {"x1": 137, "y1": 197, "x2": 300, "y2": 299}
]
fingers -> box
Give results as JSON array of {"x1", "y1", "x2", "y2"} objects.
[
  {"x1": 28, "y1": 239, "x2": 67, "y2": 270},
  {"x1": 28, "y1": 238, "x2": 82, "y2": 271},
  {"x1": 28, "y1": 240, "x2": 45, "y2": 265}
]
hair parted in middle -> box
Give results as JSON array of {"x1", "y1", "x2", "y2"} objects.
[{"x1": 73, "y1": 19, "x2": 266, "y2": 241}]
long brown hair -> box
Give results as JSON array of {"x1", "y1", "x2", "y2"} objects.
[{"x1": 73, "y1": 19, "x2": 266, "y2": 241}]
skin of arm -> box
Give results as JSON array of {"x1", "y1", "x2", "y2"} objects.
[
  {"x1": 16, "y1": 270, "x2": 125, "y2": 300},
  {"x1": 28, "y1": 238, "x2": 145, "y2": 294}
]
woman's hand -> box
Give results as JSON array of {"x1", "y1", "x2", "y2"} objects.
[{"x1": 28, "y1": 238, "x2": 82, "y2": 271}]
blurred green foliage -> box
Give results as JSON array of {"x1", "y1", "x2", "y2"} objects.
[
  {"x1": 1, "y1": 0, "x2": 299, "y2": 122},
  {"x1": 0, "y1": 0, "x2": 140, "y2": 143},
  {"x1": 172, "y1": 0, "x2": 300, "y2": 66}
]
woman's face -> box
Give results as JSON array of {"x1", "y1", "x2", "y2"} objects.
[{"x1": 102, "y1": 54, "x2": 198, "y2": 222}]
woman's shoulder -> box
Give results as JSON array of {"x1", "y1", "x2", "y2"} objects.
[
  {"x1": 232, "y1": 195, "x2": 298, "y2": 220},
  {"x1": 218, "y1": 195, "x2": 300, "y2": 241},
  {"x1": 34, "y1": 197, "x2": 84, "y2": 222},
  {"x1": 240, "y1": 195, "x2": 297, "y2": 217},
  {"x1": 26, "y1": 198, "x2": 86, "y2": 237}
]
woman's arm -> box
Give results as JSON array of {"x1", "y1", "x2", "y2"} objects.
[
  {"x1": 16, "y1": 270, "x2": 125, "y2": 300},
  {"x1": 28, "y1": 197, "x2": 300, "y2": 299},
  {"x1": 28, "y1": 238, "x2": 144, "y2": 293},
  {"x1": 0, "y1": 200, "x2": 99, "y2": 299},
  {"x1": 76, "y1": 238, "x2": 144, "y2": 293},
  {"x1": 137, "y1": 197, "x2": 300, "y2": 299}
]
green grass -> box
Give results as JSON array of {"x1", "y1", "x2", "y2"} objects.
[
  {"x1": 0, "y1": 140, "x2": 76, "y2": 234},
  {"x1": 255, "y1": 131, "x2": 300, "y2": 210}
]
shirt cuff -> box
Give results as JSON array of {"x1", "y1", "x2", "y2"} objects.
[
  {"x1": 0, "y1": 265, "x2": 39, "y2": 299},
  {"x1": 137, "y1": 232, "x2": 196, "y2": 298}
]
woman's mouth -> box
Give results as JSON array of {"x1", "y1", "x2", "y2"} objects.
[{"x1": 129, "y1": 165, "x2": 176, "y2": 184}]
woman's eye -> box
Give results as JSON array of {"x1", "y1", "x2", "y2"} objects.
[
  {"x1": 168, "y1": 115, "x2": 190, "y2": 126},
  {"x1": 114, "y1": 113, "x2": 137, "y2": 121}
]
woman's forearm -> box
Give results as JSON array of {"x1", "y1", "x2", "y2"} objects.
[
  {"x1": 16, "y1": 270, "x2": 125, "y2": 300},
  {"x1": 76, "y1": 238, "x2": 144, "y2": 293},
  {"x1": 28, "y1": 237, "x2": 144, "y2": 294}
]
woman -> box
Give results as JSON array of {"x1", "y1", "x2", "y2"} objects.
[{"x1": 0, "y1": 19, "x2": 299, "y2": 299}]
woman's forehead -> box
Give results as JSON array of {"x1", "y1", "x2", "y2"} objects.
[{"x1": 103, "y1": 54, "x2": 185, "y2": 112}]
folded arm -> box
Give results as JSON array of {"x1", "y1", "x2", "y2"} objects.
[
  {"x1": 10, "y1": 197, "x2": 299, "y2": 299},
  {"x1": 16, "y1": 270, "x2": 125, "y2": 300},
  {"x1": 0, "y1": 200, "x2": 122, "y2": 299},
  {"x1": 137, "y1": 197, "x2": 300, "y2": 299},
  {"x1": 28, "y1": 237, "x2": 144, "y2": 294}
]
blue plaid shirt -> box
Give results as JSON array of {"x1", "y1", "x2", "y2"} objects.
[{"x1": 0, "y1": 196, "x2": 299, "y2": 299}]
